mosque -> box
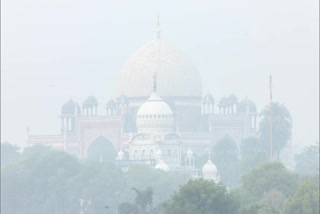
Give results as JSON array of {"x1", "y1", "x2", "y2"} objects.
[{"x1": 26, "y1": 24, "x2": 258, "y2": 179}]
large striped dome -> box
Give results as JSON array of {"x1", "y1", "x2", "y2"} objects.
[{"x1": 117, "y1": 39, "x2": 202, "y2": 98}]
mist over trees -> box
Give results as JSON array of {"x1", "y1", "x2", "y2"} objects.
[
  {"x1": 212, "y1": 135, "x2": 240, "y2": 186},
  {"x1": 240, "y1": 136, "x2": 268, "y2": 175},
  {"x1": 163, "y1": 179, "x2": 240, "y2": 214},
  {"x1": 1, "y1": 101, "x2": 319, "y2": 214},
  {"x1": 1, "y1": 145, "x2": 187, "y2": 214},
  {"x1": 1, "y1": 140, "x2": 319, "y2": 214},
  {"x1": 294, "y1": 141, "x2": 319, "y2": 177}
]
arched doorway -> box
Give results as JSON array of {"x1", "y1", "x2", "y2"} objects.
[{"x1": 86, "y1": 136, "x2": 116, "y2": 163}]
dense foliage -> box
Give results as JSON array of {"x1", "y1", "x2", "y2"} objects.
[
  {"x1": 162, "y1": 179, "x2": 240, "y2": 214},
  {"x1": 241, "y1": 162, "x2": 298, "y2": 200},
  {"x1": 2, "y1": 137, "x2": 319, "y2": 214},
  {"x1": 294, "y1": 141, "x2": 319, "y2": 177},
  {"x1": 284, "y1": 177, "x2": 319, "y2": 214},
  {"x1": 212, "y1": 135, "x2": 240, "y2": 186},
  {"x1": 1, "y1": 144, "x2": 187, "y2": 214},
  {"x1": 259, "y1": 102, "x2": 292, "y2": 160},
  {"x1": 240, "y1": 136, "x2": 268, "y2": 175},
  {"x1": 0, "y1": 142, "x2": 21, "y2": 165}
]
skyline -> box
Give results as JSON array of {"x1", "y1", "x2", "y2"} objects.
[{"x1": 1, "y1": 0, "x2": 319, "y2": 148}]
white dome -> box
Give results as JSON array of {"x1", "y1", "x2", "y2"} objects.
[
  {"x1": 186, "y1": 149, "x2": 193, "y2": 157},
  {"x1": 155, "y1": 159, "x2": 170, "y2": 172},
  {"x1": 202, "y1": 160, "x2": 218, "y2": 180},
  {"x1": 136, "y1": 92, "x2": 175, "y2": 132},
  {"x1": 117, "y1": 149, "x2": 125, "y2": 160},
  {"x1": 117, "y1": 39, "x2": 202, "y2": 98}
]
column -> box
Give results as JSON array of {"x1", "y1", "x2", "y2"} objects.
[
  {"x1": 61, "y1": 118, "x2": 64, "y2": 131},
  {"x1": 66, "y1": 118, "x2": 69, "y2": 131},
  {"x1": 201, "y1": 102, "x2": 204, "y2": 115},
  {"x1": 254, "y1": 115, "x2": 257, "y2": 130}
]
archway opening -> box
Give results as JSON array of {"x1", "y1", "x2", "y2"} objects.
[{"x1": 86, "y1": 136, "x2": 116, "y2": 163}]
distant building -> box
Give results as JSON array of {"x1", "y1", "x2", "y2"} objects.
[{"x1": 27, "y1": 28, "x2": 258, "y2": 174}]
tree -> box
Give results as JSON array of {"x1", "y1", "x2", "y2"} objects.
[
  {"x1": 240, "y1": 137, "x2": 268, "y2": 175},
  {"x1": 124, "y1": 165, "x2": 187, "y2": 206},
  {"x1": 131, "y1": 187, "x2": 153, "y2": 214},
  {"x1": 212, "y1": 135, "x2": 240, "y2": 185},
  {"x1": 259, "y1": 189, "x2": 286, "y2": 211},
  {"x1": 118, "y1": 202, "x2": 139, "y2": 214},
  {"x1": 1, "y1": 143, "x2": 21, "y2": 165},
  {"x1": 162, "y1": 179, "x2": 240, "y2": 214},
  {"x1": 294, "y1": 141, "x2": 319, "y2": 177},
  {"x1": 1, "y1": 150, "x2": 82, "y2": 214},
  {"x1": 22, "y1": 144, "x2": 53, "y2": 158},
  {"x1": 241, "y1": 162, "x2": 298, "y2": 202},
  {"x1": 77, "y1": 161, "x2": 125, "y2": 214},
  {"x1": 241, "y1": 203, "x2": 281, "y2": 214},
  {"x1": 284, "y1": 178, "x2": 319, "y2": 214},
  {"x1": 259, "y1": 102, "x2": 292, "y2": 159}
]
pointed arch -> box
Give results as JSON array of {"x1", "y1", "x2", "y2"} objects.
[{"x1": 86, "y1": 135, "x2": 116, "y2": 163}]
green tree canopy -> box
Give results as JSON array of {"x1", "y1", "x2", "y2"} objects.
[
  {"x1": 131, "y1": 186, "x2": 153, "y2": 214},
  {"x1": 284, "y1": 178, "x2": 319, "y2": 214},
  {"x1": 212, "y1": 135, "x2": 240, "y2": 185},
  {"x1": 241, "y1": 162, "x2": 298, "y2": 201},
  {"x1": 118, "y1": 202, "x2": 139, "y2": 214},
  {"x1": 241, "y1": 202, "x2": 281, "y2": 214},
  {"x1": 259, "y1": 102, "x2": 292, "y2": 159},
  {"x1": 162, "y1": 179, "x2": 240, "y2": 214},
  {"x1": 124, "y1": 165, "x2": 187, "y2": 206},
  {"x1": 1, "y1": 150, "x2": 82, "y2": 214},
  {"x1": 1, "y1": 142, "x2": 21, "y2": 166},
  {"x1": 240, "y1": 137, "x2": 268, "y2": 175},
  {"x1": 294, "y1": 141, "x2": 319, "y2": 177}
]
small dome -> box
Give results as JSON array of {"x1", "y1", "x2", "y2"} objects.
[
  {"x1": 202, "y1": 160, "x2": 218, "y2": 180},
  {"x1": 155, "y1": 159, "x2": 169, "y2": 171},
  {"x1": 107, "y1": 98, "x2": 116, "y2": 107},
  {"x1": 237, "y1": 99, "x2": 257, "y2": 113},
  {"x1": 203, "y1": 93, "x2": 214, "y2": 103},
  {"x1": 136, "y1": 92, "x2": 175, "y2": 133},
  {"x1": 219, "y1": 97, "x2": 228, "y2": 106},
  {"x1": 117, "y1": 149, "x2": 125, "y2": 160},
  {"x1": 186, "y1": 149, "x2": 193, "y2": 157},
  {"x1": 227, "y1": 94, "x2": 238, "y2": 104},
  {"x1": 83, "y1": 96, "x2": 98, "y2": 105},
  {"x1": 61, "y1": 100, "x2": 81, "y2": 115}
]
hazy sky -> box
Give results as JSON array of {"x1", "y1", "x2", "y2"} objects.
[{"x1": 1, "y1": 0, "x2": 319, "y2": 147}]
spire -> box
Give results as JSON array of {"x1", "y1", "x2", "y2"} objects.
[
  {"x1": 157, "y1": 13, "x2": 160, "y2": 39},
  {"x1": 152, "y1": 72, "x2": 157, "y2": 92}
]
